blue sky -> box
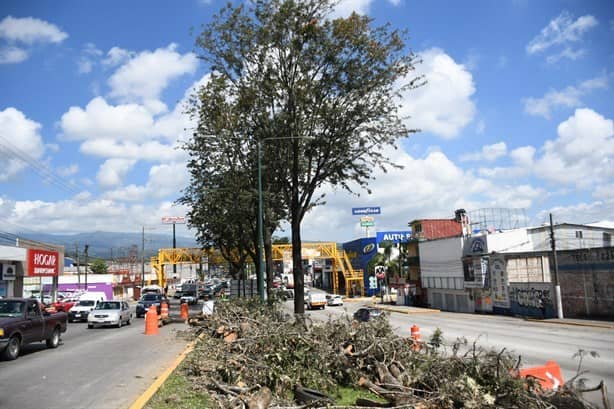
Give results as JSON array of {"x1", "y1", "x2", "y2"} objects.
[{"x1": 0, "y1": 0, "x2": 612, "y2": 242}]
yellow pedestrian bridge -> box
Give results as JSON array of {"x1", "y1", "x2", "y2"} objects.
[{"x1": 150, "y1": 243, "x2": 364, "y2": 297}]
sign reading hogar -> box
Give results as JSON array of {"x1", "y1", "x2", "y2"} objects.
[
  {"x1": 27, "y1": 249, "x2": 59, "y2": 277},
  {"x1": 376, "y1": 231, "x2": 412, "y2": 244}
]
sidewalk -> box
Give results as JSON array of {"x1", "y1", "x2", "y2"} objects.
[{"x1": 354, "y1": 297, "x2": 614, "y2": 329}]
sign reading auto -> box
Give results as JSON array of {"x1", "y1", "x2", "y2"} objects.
[{"x1": 27, "y1": 249, "x2": 59, "y2": 277}]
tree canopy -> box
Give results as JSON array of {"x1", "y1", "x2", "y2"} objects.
[{"x1": 184, "y1": 0, "x2": 421, "y2": 313}]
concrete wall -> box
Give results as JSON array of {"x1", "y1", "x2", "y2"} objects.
[
  {"x1": 557, "y1": 247, "x2": 614, "y2": 319},
  {"x1": 509, "y1": 282, "x2": 556, "y2": 318}
]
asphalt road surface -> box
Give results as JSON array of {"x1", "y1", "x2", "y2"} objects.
[
  {"x1": 0, "y1": 304, "x2": 191, "y2": 409},
  {"x1": 301, "y1": 298, "x2": 614, "y2": 405}
]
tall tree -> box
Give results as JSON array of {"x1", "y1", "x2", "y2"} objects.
[{"x1": 193, "y1": 0, "x2": 421, "y2": 313}]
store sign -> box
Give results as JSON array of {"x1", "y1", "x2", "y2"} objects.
[
  {"x1": 352, "y1": 207, "x2": 381, "y2": 215},
  {"x1": 27, "y1": 249, "x2": 59, "y2": 277},
  {"x1": 376, "y1": 231, "x2": 412, "y2": 244},
  {"x1": 1, "y1": 264, "x2": 16, "y2": 280},
  {"x1": 490, "y1": 256, "x2": 510, "y2": 308},
  {"x1": 161, "y1": 216, "x2": 186, "y2": 224}
]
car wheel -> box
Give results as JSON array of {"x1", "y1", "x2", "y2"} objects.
[
  {"x1": 68, "y1": 319, "x2": 73, "y2": 323},
  {"x1": 116, "y1": 319, "x2": 122, "y2": 328},
  {"x1": 127, "y1": 315, "x2": 132, "y2": 325},
  {"x1": 87, "y1": 324, "x2": 93, "y2": 329},
  {"x1": 46, "y1": 327, "x2": 60, "y2": 348},
  {"x1": 2, "y1": 336, "x2": 21, "y2": 360}
]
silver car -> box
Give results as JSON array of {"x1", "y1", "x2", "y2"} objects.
[{"x1": 87, "y1": 301, "x2": 132, "y2": 329}]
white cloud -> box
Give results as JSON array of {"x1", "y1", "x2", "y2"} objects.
[
  {"x1": 534, "y1": 108, "x2": 614, "y2": 188},
  {"x1": 102, "y1": 46, "x2": 134, "y2": 67},
  {"x1": 0, "y1": 15, "x2": 68, "y2": 44},
  {"x1": 475, "y1": 120, "x2": 485, "y2": 134},
  {"x1": 60, "y1": 97, "x2": 155, "y2": 141},
  {"x1": 545, "y1": 47, "x2": 585, "y2": 64},
  {"x1": 0, "y1": 46, "x2": 28, "y2": 64},
  {"x1": 526, "y1": 12, "x2": 597, "y2": 61},
  {"x1": 300, "y1": 145, "x2": 541, "y2": 241},
  {"x1": 80, "y1": 139, "x2": 186, "y2": 162},
  {"x1": 97, "y1": 158, "x2": 137, "y2": 188},
  {"x1": 108, "y1": 43, "x2": 198, "y2": 103},
  {"x1": 0, "y1": 107, "x2": 45, "y2": 181},
  {"x1": 399, "y1": 48, "x2": 476, "y2": 139},
  {"x1": 57, "y1": 164, "x2": 79, "y2": 177},
  {"x1": 461, "y1": 142, "x2": 507, "y2": 162},
  {"x1": 330, "y1": 0, "x2": 373, "y2": 18},
  {"x1": 103, "y1": 162, "x2": 188, "y2": 201},
  {"x1": 538, "y1": 199, "x2": 614, "y2": 227},
  {"x1": 523, "y1": 75, "x2": 608, "y2": 119},
  {"x1": 77, "y1": 43, "x2": 103, "y2": 74}
]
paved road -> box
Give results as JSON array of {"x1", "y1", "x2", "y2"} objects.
[
  {"x1": 0, "y1": 304, "x2": 191, "y2": 409},
  {"x1": 300, "y1": 299, "x2": 614, "y2": 405}
]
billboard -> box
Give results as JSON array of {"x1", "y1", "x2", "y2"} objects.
[
  {"x1": 376, "y1": 231, "x2": 412, "y2": 244},
  {"x1": 161, "y1": 216, "x2": 186, "y2": 224},
  {"x1": 352, "y1": 207, "x2": 381, "y2": 215},
  {"x1": 27, "y1": 249, "x2": 59, "y2": 277}
]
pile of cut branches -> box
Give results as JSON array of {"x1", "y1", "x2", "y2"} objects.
[{"x1": 177, "y1": 299, "x2": 604, "y2": 409}]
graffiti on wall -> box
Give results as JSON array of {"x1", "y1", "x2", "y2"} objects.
[
  {"x1": 509, "y1": 282, "x2": 555, "y2": 318},
  {"x1": 490, "y1": 255, "x2": 510, "y2": 308}
]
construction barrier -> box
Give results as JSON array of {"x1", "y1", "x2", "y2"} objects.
[
  {"x1": 160, "y1": 301, "x2": 169, "y2": 320},
  {"x1": 518, "y1": 360, "x2": 563, "y2": 391},
  {"x1": 410, "y1": 324, "x2": 421, "y2": 351},
  {"x1": 144, "y1": 305, "x2": 159, "y2": 335},
  {"x1": 180, "y1": 302, "x2": 189, "y2": 321}
]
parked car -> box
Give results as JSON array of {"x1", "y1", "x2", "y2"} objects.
[
  {"x1": 136, "y1": 293, "x2": 168, "y2": 318},
  {"x1": 353, "y1": 307, "x2": 385, "y2": 322},
  {"x1": 180, "y1": 293, "x2": 198, "y2": 305},
  {"x1": 305, "y1": 292, "x2": 326, "y2": 310},
  {"x1": 68, "y1": 293, "x2": 107, "y2": 322},
  {"x1": 326, "y1": 294, "x2": 344, "y2": 306},
  {"x1": 0, "y1": 298, "x2": 68, "y2": 360},
  {"x1": 52, "y1": 296, "x2": 78, "y2": 312},
  {"x1": 87, "y1": 300, "x2": 132, "y2": 328}
]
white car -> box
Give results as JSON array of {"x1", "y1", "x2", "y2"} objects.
[
  {"x1": 87, "y1": 300, "x2": 132, "y2": 328},
  {"x1": 326, "y1": 294, "x2": 344, "y2": 306}
]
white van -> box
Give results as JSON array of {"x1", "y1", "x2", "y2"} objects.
[{"x1": 67, "y1": 292, "x2": 108, "y2": 322}]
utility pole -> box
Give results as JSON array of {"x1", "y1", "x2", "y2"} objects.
[
  {"x1": 141, "y1": 226, "x2": 145, "y2": 289},
  {"x1": 549, "y1": 213, "x2": 564, "y2": 319},
  {"x1": 75, "y1": 243, "x2": 81, "y2": 290},
  {"x1": 172, "y1": 222, "x2": 177, "y2": 279},
  {"x1": 84, "y1": 244, "x2": 89, "y2": 291}
]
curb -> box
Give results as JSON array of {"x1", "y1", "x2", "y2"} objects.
[
  {"x1": 128, "y1": 334, "x2": 200, "y2": 409},
  {"x1": 526, "y1": 318, "x2": 614, "y2": 330},
  {"x1": 377, "y1": 306, "x2": 441, "y2": 315}
]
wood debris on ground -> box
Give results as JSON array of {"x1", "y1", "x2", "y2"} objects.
[{"x1": 176, "y1": 298, "x2": 609, "y2": 409}]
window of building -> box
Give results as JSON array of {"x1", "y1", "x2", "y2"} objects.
[
  {"x1": 413, "y1": 224, "x2": 422, "y2": 233},
  {"x1": 575, "y1": 230, "x2": 583, "y2": 239},
  {"x1": 605, "y1": 232, "x2": 612, "y2": 247}
]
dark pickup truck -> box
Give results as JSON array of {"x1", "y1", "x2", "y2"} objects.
[{"x1": 0, "y1": 298, "x2": 68, "y2": 360}]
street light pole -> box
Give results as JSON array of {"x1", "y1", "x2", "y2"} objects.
[{"x1": 257, "y1": 140, "x2": 266, "y2": 301}]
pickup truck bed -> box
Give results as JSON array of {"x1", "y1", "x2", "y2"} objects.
[{"x1": 0, "y1": 298, "x2": 68, "y2": 360}]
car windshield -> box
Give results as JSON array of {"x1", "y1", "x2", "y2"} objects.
[
  {"x1": 142, "y1": 294, "x2": 161, "y2": 301},
  {"x1": 95, "y1": 301, "x2": 120, "y2": 310},
  {"x1": 78, "y1": 300, "x2": 95, "y2": 307},
  {"x1": 0, "y1": 300, "x2": 24, "y2": 317}
]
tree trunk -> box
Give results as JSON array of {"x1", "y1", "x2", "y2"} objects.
[{"x1": 291, "y1": 138, "x2": 304, "y2": 314}]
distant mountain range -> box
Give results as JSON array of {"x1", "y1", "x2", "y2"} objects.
[{"x1": 16, "y1": 231, "x2": 198, "y2": 260}]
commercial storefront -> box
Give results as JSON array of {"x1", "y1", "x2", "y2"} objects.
[{"x1": 1, "y1": 243, "x2": 64, "y2": 299}]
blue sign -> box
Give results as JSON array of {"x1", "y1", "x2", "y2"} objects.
[
  {"x1": 376, "y1": 231, "x2": 412, "y2": 244},
  {"x1": 352, "y1": 207, "x2": 381, "y2": 215}
]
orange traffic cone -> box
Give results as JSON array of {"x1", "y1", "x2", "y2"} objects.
[
  {"x1": 144, "y1": 305, "x2": 159, "y2": 335},
  {"x1": 160, "y1": 301, "x2": 169, "y2": 320},
  {"x1": 410, "y1": 324, "x2": 421, "y2": 351},
  {"x1": 180, "y1": 302, "x2": 189, "y2": 321}
]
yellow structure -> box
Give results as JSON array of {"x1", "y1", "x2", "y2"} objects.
[
  {"x1": 272, "y1": 242, "x2": 364, "y2": 297},
  {"x1": 151, "y1": 248, "x2": 223, "y2": 288}
]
